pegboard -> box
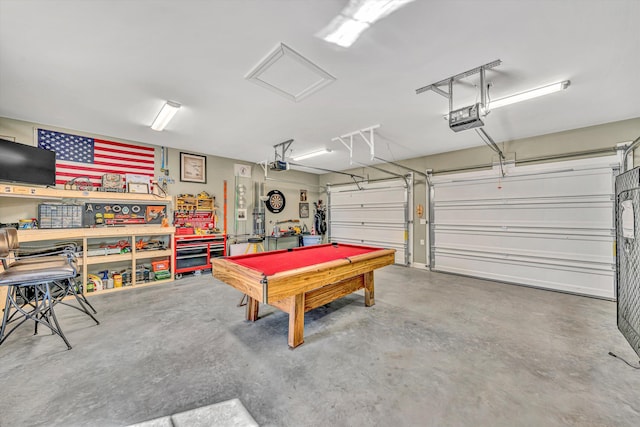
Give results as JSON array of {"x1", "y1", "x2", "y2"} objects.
[{"x1": 83, "y1": 202, "x2": 168, "y2": 226}]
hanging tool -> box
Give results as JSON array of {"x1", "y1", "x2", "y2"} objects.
[{"x1": 276, "y1": 219, "x2": 300, "y2": 225}]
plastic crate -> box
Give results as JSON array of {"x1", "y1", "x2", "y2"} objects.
[
  {"x1": 152, "y1": 259, "x2": 170, "y2": 272},
  {"x1": 302, "y1": 235, "x2": 323, "y2": 246}
]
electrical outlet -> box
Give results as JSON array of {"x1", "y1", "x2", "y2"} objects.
[{"x1": 420, "y1": 239, "x2": 425, "y2": 245}]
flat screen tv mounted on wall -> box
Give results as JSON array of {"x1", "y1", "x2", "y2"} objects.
[{"x1": 0, "y1": 138, "x2": 56, "y2": 186}]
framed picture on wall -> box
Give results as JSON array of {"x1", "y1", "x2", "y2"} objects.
[
  {"x1": 300, "y1": 189, "x2": 307, "y2": 201},
  {"x1": 180, "y1": 152, "x2": 206, "y2": 183},
  {"x1": 237, "y1": 208, "x2": 247, "y2": 221},
  {"x1": 128, "y1": 182, "x2": 149, "y2": 194},
  {"x1": 299, "y1": 202, "x2": 309, "y2": 218}
]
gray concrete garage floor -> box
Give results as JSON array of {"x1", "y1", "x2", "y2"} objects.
[{"x1": 0, "y1": 266, "x2": 639, "y2": 427}]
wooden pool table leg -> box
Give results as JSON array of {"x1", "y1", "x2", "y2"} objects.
[
  {"x1": 363, "y1": 271, "x2": 376, "y2": 307},
  {"x1": 364, "y1": 271, "x2": 375, "y2": 307},
  {"x1": 288, "y1": 293, "x2": 305, "y2": 348},
  {"x1": 246, "y1": 296, "x2": 259, "y2": 321}
]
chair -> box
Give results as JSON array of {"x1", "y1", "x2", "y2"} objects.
[
  {"x1": 0, "y1": 228, "x2": 99, "y2": 349},
  {"x1": 2, "y1": 227, "x2": 97, "y2": 314}
]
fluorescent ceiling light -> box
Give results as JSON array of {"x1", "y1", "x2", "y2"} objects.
[
  {"x1": 319, "y1": 0, "x2": 415, "y2": 48},
  {"x1": 489, "y1": 80, "x2": 570, "y2": 110},
  {"x1": 322, "y1": 17, "x2": 370, "y2": 48},
  {"x1": 291, "y1": 148, "x2": 332, "y2": 161},
  {"x1": 151, "y1": 100, "x2": 181, "y2": 131},
  {"x1": 352, "y1": 0, "x2": 414, "y2": 24}
]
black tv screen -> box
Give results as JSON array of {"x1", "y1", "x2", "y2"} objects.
[{"x1": 0, "y1": 138, "x2": 56, "y2": 186}]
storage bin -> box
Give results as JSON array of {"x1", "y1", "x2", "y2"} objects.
[
  {"x1": 38, "y1": 204, "x2": 83, "y2": 228},
  {"x1": 302, "y1": 235, "x2": 323, "y2": 246},
  {"x1": 152, "y1": 259, "x2": 170, "y2": 272}
]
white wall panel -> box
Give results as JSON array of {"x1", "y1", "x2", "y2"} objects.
[{"x1": 431, "y1": 156, "x2": 619, "y2": 298}]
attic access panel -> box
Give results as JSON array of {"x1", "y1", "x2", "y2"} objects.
[{"x1": 245, "y1": 43, "x2": 336, "y2": 102}]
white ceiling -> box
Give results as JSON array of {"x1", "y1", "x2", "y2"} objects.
[{"x1": 1, "y1": 0, "x2": 639, "y2": 174}]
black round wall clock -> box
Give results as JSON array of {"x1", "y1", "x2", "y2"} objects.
[{"x1": 265, "y1": 189, "x2": 286, "y2": 213}]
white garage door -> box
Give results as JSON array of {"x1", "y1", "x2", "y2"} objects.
[
  {"x1": 430, "y1": 156, "x2": 619, "y2": 299},
  {"x1": 328, "y1": 177, "x2": 411, "y2": 265}
]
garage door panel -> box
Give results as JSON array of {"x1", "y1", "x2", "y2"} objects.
[
  {"x1": 431, "y1": 156, "x2": 618, "y2": 298},
  {"x1": 434, "y1": 229, "x2": 613, "y2": 265},
  {"x1": 434, "y1": 251, "x2": 614, "y2": 299},
  {"x1": 434, "y1": 167, "x2": 615, "y2": 201},
  {"x1": 434, "y1": 203, "x2": 613, "y2": 228},
  {"x1": 330, "y1": 207, "x2": 405, "y2": 223},
  {"x1": 433, "y1": 224, "x2": 613, "y2": 237},
  {"x1": 331, "y1": 187, "x2": 406, "y2": 204},
  {"x1": 331, "y1": 224, "x2": 405, "y2": 244}
]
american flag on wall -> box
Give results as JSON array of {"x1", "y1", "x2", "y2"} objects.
[{"x1": 37, "y1": 129, "x2": 155, "y2": 187}]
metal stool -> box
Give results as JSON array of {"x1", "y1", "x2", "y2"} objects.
[
  {"x1": 243, "y1": 237, "x2": 265, "y2": 254},
  {"x1": 2, "y1": 227, "x2": 97, "y2": 314},
  {"x1": 0, "y1": 228, "x2": 99, "y2": 349},
  {"x1": 239, "y1": 237, "x2": 264, "y2": 307}
]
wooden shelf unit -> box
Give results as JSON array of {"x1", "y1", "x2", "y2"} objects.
[
  {"x1": 17, "y1": 226, "x2": 176, "y2": 294},
  {"x1": 0, "y1": 184, "x2": 174, "y2": 309},
  {"x1": 1, "y1": 183, "x2": 172, "y2": 203}
]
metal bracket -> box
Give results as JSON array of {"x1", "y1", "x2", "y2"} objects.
[
  {"x1": 273, "y1": 139, "x2": 293, "y2": 161},
  {"x1": 332, "y1": 124, "x2": 380, "y2": 164},
  {"x1": 258, "y1": 160, "x2": 268, "y2": 178},
  {"x1": 415, "y1": 59, "x2": 501, "y2": 98},
  {"x1": 416, "y1": 59, "x2": 501, "y2": 113}
]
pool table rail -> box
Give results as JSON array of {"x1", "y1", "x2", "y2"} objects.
[{"x1": 211, "y1": 260, "x2": 266, "y2": 301}]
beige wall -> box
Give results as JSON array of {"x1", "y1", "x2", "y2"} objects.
[{"x1": 0, "y1": 117, "x2": 321, "y2": 238}]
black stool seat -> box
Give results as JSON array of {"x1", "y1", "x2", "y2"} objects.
[
  {"x1": 247, "y1": 237, "x2": 264, "y2": 243},
  {"x1": 0, "y1": 263, "x2": 76, "y2": 286}
]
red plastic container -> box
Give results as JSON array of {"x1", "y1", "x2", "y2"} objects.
[{"x1": 152, "y1": 259, "x2": 170, "y2": 272}]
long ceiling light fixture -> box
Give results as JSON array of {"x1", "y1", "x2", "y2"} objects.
[
  {"x1": 489, "y1": 80, "x2": 570, "y2": 110},
  {"x1": 318, "y1": 0, "x2": 415, "y2": 48},
  {"x1": 291, "y1": 148, "x2": 332, "y2": 161},
  {"x1": 150, "y1": 100, "x2": 181, "y2": 131}
]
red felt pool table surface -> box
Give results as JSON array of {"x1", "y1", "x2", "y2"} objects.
[
  {"x1": 226, "y1": 243, "x2": 384, "y2": 276},
  {"x1": 212, "y1": 242, "x2": 396, "y2": 348}
]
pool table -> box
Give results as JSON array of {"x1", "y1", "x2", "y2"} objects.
[{"x1": 212, "y1": 242, "x2": 396, "y2": 348}]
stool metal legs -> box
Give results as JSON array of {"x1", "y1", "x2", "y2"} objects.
[
  {"x1": 51, "y1": 279, "x2": 100, "y2": 322},
  {"x1": 0, "y1": 283, "x2": 72, "y2": 350},
  {"x1": 243, "y1": 243, "x2": 264, "y2": 254},
  {"x1": 0, "y1": 279, "x2": 99, "y2": 349}
]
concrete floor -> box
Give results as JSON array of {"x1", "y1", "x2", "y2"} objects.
[{"x1": 0, "y1": 266, "x2": 639, "y2": 427}]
